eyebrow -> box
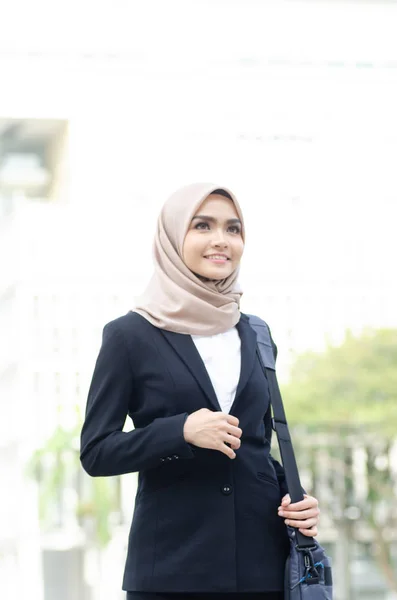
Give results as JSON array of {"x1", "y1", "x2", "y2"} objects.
[{"x1": 191, "y1": 215, "x2": 242, "y2": 225}]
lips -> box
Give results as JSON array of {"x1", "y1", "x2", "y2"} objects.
[{"x1": 204, "y1": 254, "x2": 230, "y2": 260}]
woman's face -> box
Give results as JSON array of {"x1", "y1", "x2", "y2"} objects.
[{"x1": 182, "y1": 193, "x2": 244, "y2": 280}]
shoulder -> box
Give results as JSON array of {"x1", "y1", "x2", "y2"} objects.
[
  {"x1": 100, "y1": 312, "x2": 159, "y2": 371},
  {"x1": 241, "y1": 312, "x2": 269, "y2": 328},
  {"x1": 104, "y1": 310, "x2": 143, "y2": 331},
  {"x1": 102, "y1": 311, "x2": 154, "y2": 345},
  {"x1": 241, "y1": 312, "x2": 278, "y2": 360},
  {"x1": 241, "y1": 312, "x2": 273, "y2": 335}
]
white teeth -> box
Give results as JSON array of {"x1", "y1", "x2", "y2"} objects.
[{"x1": 206, "y1": 255, "x2": 228, "y2": 260}]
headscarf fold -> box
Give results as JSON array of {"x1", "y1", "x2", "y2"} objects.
[{"x1": 133, "y1": 182, "x2": 245, "y2": 335}]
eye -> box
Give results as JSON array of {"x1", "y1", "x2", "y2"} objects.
[
  {"x1": 194, "y1": 221, "x2": 210, "y2": 230},
  {"x1": 228, "y1": 225, "x2": 241, "y2": 234}
]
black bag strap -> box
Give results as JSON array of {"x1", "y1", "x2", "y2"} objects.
[{"x1": 248, "y1": 315, "x2": 313, "y2": 549}]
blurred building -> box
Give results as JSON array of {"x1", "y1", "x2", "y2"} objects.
[
  {"x1": 0, "y1": 118, "x2": 69, "y2": 600},
  {"x1": 0, "y1": 117, "x2": 131, "y2": 600}
]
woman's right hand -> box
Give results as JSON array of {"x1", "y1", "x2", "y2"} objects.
[{"x1": 183, "y1": 408, "x2": 242, "y2": 459}]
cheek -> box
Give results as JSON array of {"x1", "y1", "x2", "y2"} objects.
[
  {"x1": 234, "y1": 240, "x2": 244, "y2": 260},
  {"x1": 183, "y1": 234, "x2": 203, "y2": 263},
  {"x1": 182, "y1": 234, "x2": 192, "y2": 258}
]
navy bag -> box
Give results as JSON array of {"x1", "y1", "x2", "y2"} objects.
[{"x1": 248, "y1": 315, "x2": 333, "y2": 600}]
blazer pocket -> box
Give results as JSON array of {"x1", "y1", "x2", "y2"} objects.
[
  {"x1": 257, "y1": 471, "x2": 279, "y2": 489},
  {"x1": 139, "y1": 464, "x2": 193, "y2": 498}
]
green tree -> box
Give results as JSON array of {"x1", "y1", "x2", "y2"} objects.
[
  {"x1": 281, "y1": 328, "x2": 397, "y2": 596},
  {"x1": 283, "y1": 328, "x2": 397, "y2": 432}
]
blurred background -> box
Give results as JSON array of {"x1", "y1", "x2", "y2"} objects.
[{"x1": 0, "y1": 0, "x2": 396, "y2": 599}]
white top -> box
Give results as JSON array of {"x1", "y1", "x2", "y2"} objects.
[{"x1": 191, "y1": 326, "x2": 241, "y2": 414}]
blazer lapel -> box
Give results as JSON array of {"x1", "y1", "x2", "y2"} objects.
[
  {"x1": 159, "y1": 328, "x2": 222, "y2": 411},
  {"x1": 231, "y1": 313, "x2": 258, "y2": 412},
  {"x1": 159, "y1": 313, "x2": 258, "y2": 415}
]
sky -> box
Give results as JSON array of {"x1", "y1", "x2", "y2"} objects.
[{"x1": 0, "y1": 0, "x2": 396, "y2": 64}]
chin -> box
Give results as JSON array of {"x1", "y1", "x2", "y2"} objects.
[{"x1": 201, "y1": 268, "x2": 232, "y2": 280}]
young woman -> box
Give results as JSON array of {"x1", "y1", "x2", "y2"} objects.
[{"x1": 80, "y1": 183, "x2": 320, "y2": 600}]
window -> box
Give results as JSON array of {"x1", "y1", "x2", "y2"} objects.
[{"x1": 0, "y1": 118, "x2": 68, "y2": 202}]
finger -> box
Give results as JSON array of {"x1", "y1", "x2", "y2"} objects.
[
  {"x1": 217, "y1": 441, "x2": 236, "y2": 460},
  {"x1": 284, "y1": 517, "x2": 318, "y2": 529},
  {"x1": 298, "y1": 526, "x2": 318, "y2": 537},
  {"x1": 279, "y1": 494, "x2": 291, "y2": 507},
  {"x1": 287, "y1": 496, "x2": 318, "y2": 511},
  {"x1": 227, "y1": 425, "x2": 243, "y2": 439},
  {"x1": 226, "y1": 414, "x2": 240, "y2": 427},
  {"x1": 279, "y1": 508, "x2": 320, "y2": 520},
  {"x1": 223, "y1": 433, "x2": 241, "y2": 450}
]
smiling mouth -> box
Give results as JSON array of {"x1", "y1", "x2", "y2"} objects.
[{"x1": 204, "y1": 255, "x2": 230, "y2": 261}]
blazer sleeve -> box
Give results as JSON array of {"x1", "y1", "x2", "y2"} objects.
[{"x1": 80, "y1": 321, "x2": 195, "y2": 477}]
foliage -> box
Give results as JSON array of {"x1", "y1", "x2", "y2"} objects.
[
  {"x1": 26, "y1": 415, "x2": 120, "y2": 548},
  {"x1": 281, "y1": 328, "x2": 397, "y2": 435},
  {"x1": 280, "y1": 327, "x2": 397, "y2": 593}
]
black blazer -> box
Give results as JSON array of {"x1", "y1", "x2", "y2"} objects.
[{"x1": 80, "y1": 311, "x2": 290, "y2": 593}]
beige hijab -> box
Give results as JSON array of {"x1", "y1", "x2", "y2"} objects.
[{"x1": 133, "y1": 182, "x2": 245, "y2": 335}]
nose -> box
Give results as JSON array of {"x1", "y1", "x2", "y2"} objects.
[{"x1": 213, "y1": 229, "x2": 228, "y2": 247}]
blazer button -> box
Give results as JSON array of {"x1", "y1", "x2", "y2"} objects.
[
  {"x1": 166, "y1": 456, "x2": 173, "y2": 461},
  {"x1": 221, "y1": 484, "x2": 233, "y2": 496},
  {"x1": 160, "y1": 458, "x2": 165, "y2": 462},
  {"x1": 172, "y1": 455, "x2": 179, "y2": 459}
]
